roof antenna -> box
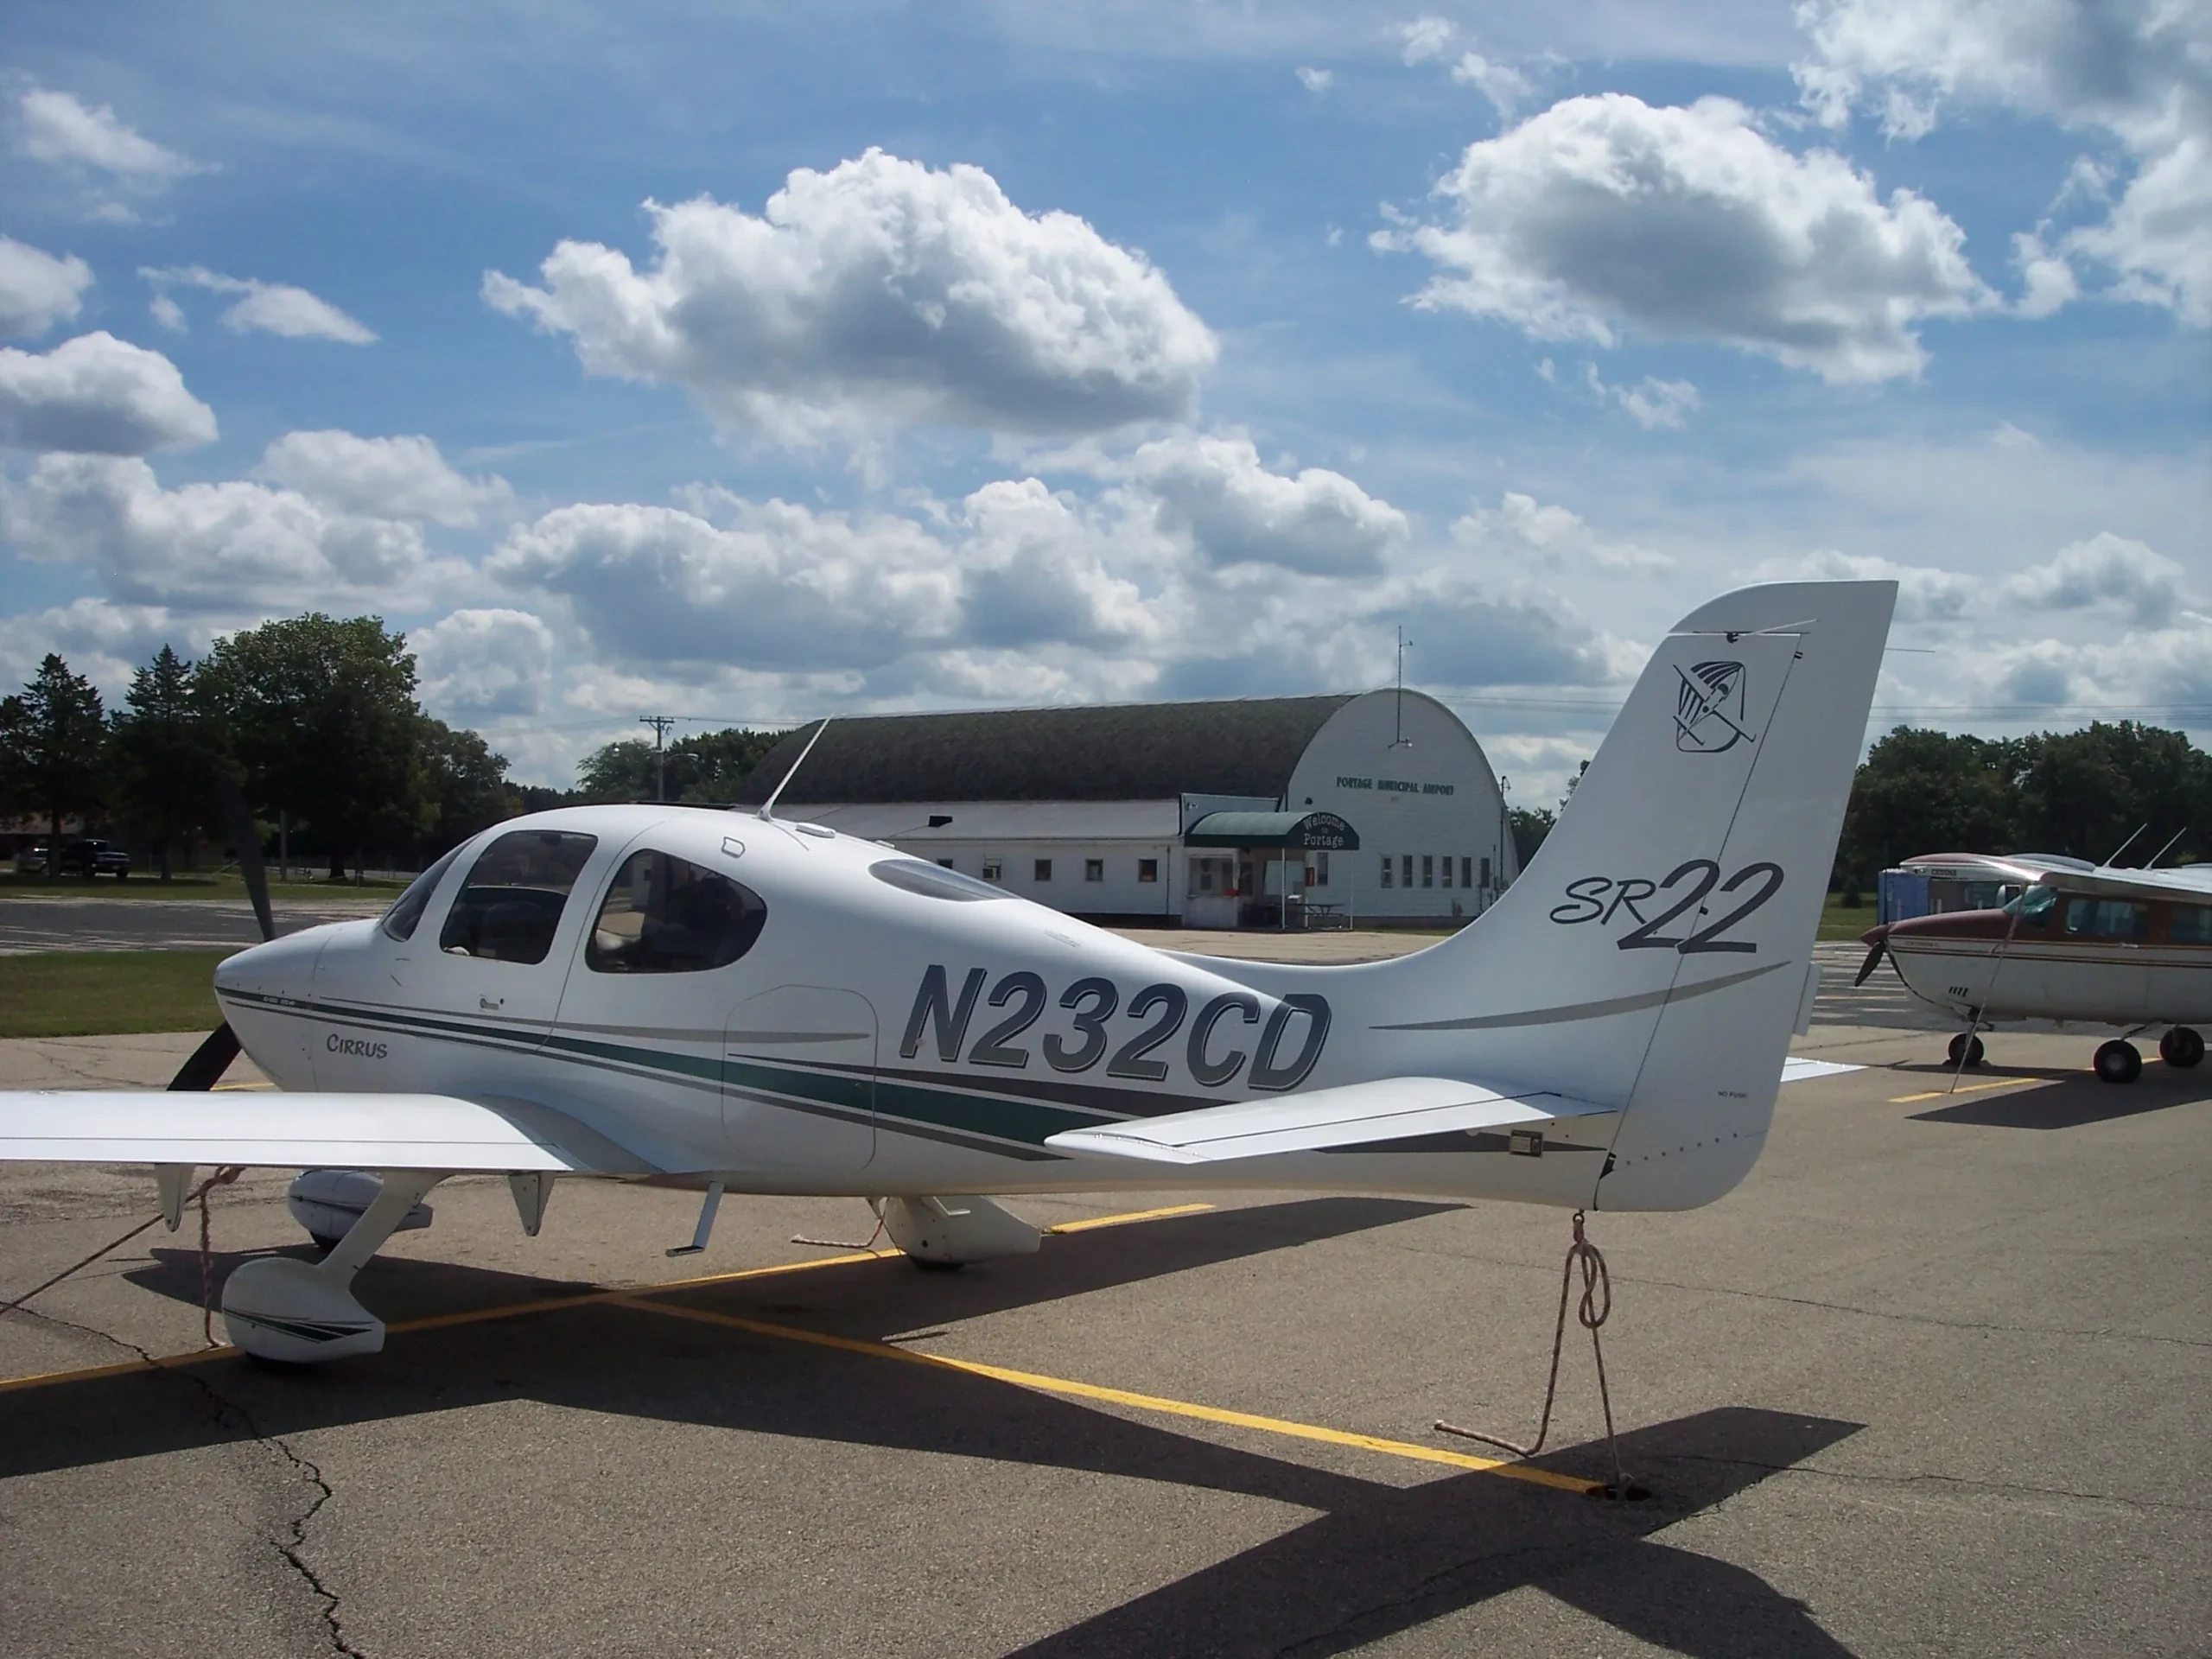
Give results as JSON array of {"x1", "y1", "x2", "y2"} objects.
[
  {"x1": 757, "y1": 718, "x2": 831, "y2": 823},
  {"x1": 1391, "y1": 626, "x2": 1414, "y2": 748},
  {"x1": 2101, "y1": 823, "x2": 2147, "y2": 868},
  {"x1": 2145, "y1": 826, "x2": 2188, "y2": 868}
]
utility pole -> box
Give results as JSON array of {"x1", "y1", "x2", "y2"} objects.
[
  {"x1": 1392, "y1": 626, "x2": 1414, "y2": 747},
  {"x1": 639, "y1": 714, "x2": 677, "y2": 803}
]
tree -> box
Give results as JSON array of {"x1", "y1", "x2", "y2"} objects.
[
  {"x1": 199, "y1": 615, "x2": 430, "y2": 879},
  {"x1": 1509, "y1": 805, "x2": 1556, "y2": 868},
  {"x1": 109, "y1": 645, "x2": 223, "y2": 880},
  {"x1": 2012, "y1": 722, "x2": 2212, "y2": 865},
  {"x1": 1834, "y1": 728, "x2": 2018, "y2": 893},
  {"x1": 575, "y1": 728, "x2": 784, "y2": 804},
  {"x1": 0, "y1": 655, "x2": 107, "y2": 874},
  {"x1": 419, "y1": 719, "x2": 517, "y2": 857}
]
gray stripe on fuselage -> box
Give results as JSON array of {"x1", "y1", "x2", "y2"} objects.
[{"x1": 1374, "y1": 958, "x2": 1792, "y2": 1031}]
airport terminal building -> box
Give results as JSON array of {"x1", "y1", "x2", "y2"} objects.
[{"x1": 736, "y1": 690, "x2": 1516, "y2": 928}]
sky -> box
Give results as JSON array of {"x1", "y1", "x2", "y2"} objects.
[{"x1": 0, "y1": 0, "x2": 2205, "y2": 801}]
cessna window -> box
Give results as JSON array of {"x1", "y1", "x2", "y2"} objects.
[
  {"x1": 438, "y1": 830, "x2": 599, "y2": 964},
  {"x1": 2005, "y1": 885, "x2": 2060, "y2": 927},
  {"x1": 2063, "y1": 897, "x2": 2149, "y2": 941},
  {"x1": 868, "y1": 857, "x2": 1008, "y2": 903},
  {"x1": 2171, "y1": 905, "x2": 2212, "y2": 944},
  {"x1": 588, "y1": 849, "x2": 768, "y2": 972},
  {"x1": 380, "y1": 844, "x2": 467, "y2": 943}
]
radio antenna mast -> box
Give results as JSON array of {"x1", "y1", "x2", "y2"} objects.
[
  {"x1": 757, "y1": 718, "x2": 832, "y2": 823},
  {"x1": 1392, "y1": 626, "x2": 1414, "y2": 747}
]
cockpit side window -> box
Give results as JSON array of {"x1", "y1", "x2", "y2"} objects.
[
  {"x1": 438, "y1": 830, "x2": 599, "y2": 964},
  {"x1": 587, "y1": 849, "x2": 767, "y2": 973},
  {"x1": 2063, "y1": 896, "x2": 2148, "y2": 941},
  {"x1": 2005, "y1": 884, "x2": 2059, "y2": 926},
  {"x1": 380, "y1": 844, "x2": 467, "y2": 943}
]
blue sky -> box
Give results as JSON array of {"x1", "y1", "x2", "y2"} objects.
[{"x1": 1, "y1": 0, "x2": 2205, "y2": 795}]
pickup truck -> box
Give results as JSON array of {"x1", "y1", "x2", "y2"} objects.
[{"x1": 26, "y1": 840, "x2": 133, "y2": 879}]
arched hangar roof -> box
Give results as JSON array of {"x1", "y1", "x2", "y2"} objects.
[{"x1": 736, "y1": 696, "x2": 1358, "y2": 806}]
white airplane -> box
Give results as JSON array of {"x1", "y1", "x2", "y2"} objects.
[
  {"x1": 1856, "y1": 851, "x2": 2212, "y2": 1081},
  {"x1": 0, "y1": 580, "x2": 1893, "y2": 1365}
]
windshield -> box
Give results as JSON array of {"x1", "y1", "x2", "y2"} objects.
[
  {"x1": 380, "y1": 844, "x2": 467, "y2": 942},
  {"x1": 2003, "y1": 884, "x2": 2059, "y2": 925}
]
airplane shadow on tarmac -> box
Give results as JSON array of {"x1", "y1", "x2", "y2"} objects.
[
  {"x1": 1908, "y1": 1068, "x2": 2210, "y2": 1130},
  {"x1": 2, "y1": 1197, "x2": 1866, "y2": 1656}
]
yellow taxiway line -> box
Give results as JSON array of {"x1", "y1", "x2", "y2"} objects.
[
  {"x1": 0, "y1": 1197, "x2": 1598, "y2": 1493},
  {"x1": 1889, "y1": 1076, "x2": 2048, "y2": 1103},
  {"x1": 613, "y1": 1294, "x2": 1596, "y2": 1493}
]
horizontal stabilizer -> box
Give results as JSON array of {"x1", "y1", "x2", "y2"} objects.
[
  {"x1": 1044, "y1": 1076, "x2": 1616, "y2": 1166},
  {"x1": 0, "y1": 1091, "x2": 662, "y2": 1175}
]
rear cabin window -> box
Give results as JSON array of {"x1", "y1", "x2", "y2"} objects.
[
  {"x1": 2170, "y1": 905, "x2": 2212, "y2": 944},
  {"x1": 440, "y1": 830, "x2": 599, "y2": 964},
  {"x1": 2063, "y1": 897, "x2": 2149, "y2": 941},
  {"x1": 588, "y1": 849, "x2": 767, "y2": 972}
]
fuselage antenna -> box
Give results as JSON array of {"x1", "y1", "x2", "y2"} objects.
[
  {"x1": 757, "y1": 718, "x2": 832, "y2": 823},
  {"x1": 2145, "y1": 826, "x2": 2188, "y2": 868},
  {"x1": 2101, "y1": 823, "x2": 2147, "y2": 868}
]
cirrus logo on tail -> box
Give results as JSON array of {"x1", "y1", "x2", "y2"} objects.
[{"x1": 1675, "y1": 660, "x2": 1751, "y2": 754}]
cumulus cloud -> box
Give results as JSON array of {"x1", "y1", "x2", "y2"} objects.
[
  {"x1": 1796, "y1": 0, "x2": 2212, "y2": 323},
  {"x1": 1751, "y1": 547, "x2": 1975, "y2": 622},
  {"x1": 17, "y1": 86, "x2": 202, "y2": 188},
  {"x1": 1373, "y1": 579, "x2": 1622, "y2": 688},
  {"x1": 1450, "y1": 51, "x2": 1534, "y2": 118},
  {"x1": 140, "y1": 266, "x2": 376, "y2": 344},
  {"x1": 1399, "y1": 16, "x2": 1456, "y2": 65},
  {"x1": 957, "y1": 479, "x2": 1157, "y2": 650},
  {"x1": 1578, "y1": 363, "x2": 1701, "y2": 429},
  {"x1": 1124, "y1": 433, "x2": 1408, "y2": 575},
  {"x1": 1376, "y1": 93, "x2": 1994, "y2": 382},
  {"x1": 0, "y1": 236, "x2": 94, "y2": 337},
  {"x1": 1296, "y1": 67, "x2": 1334, "y2": 93},
  {"x1": 411, "y1": 608, "x2": 556, "y2": 720},
  {"x1": 2002, "y1": 531, "x2": 2192, "y2": 625},
  {"x1": 1453, "y1": 491, "x2": 1675, "y2": 574},
  {"x1": 488, "y1": 497, "x2": 963, "y2": 671},
  {"x1": 0, "y1": 596, "x2": 185, "y2": 699},
  {"x1": 256, "y1": 430, "x2": 512, "y2": 526},
  {"x1": 482, "y1": 149, "x2": 1217, "y2": 442},
  {"x1": 1, "y1": 453, "x2": 467, "y2": 611},
  {"x1": 0, "y1": 332, "x2": 218, "y2": 454}
]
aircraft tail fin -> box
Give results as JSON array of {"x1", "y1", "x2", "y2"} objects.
[{"x1": 1368, "y1": 580, "x2": 1895, "y2": 1209}]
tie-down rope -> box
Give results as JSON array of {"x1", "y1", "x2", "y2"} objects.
[
  {"x1": 1, "y1": 1166, "x2": 245, "y2": 1349},
  {"x1": 1435, "y1": 1208, "x2": 1642, "y2": 1500}
]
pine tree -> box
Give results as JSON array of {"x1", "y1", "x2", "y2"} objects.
[
  {"x1": 111, "y1": 645, "x2": 222, "y2": 880},
  {"x1": 0, "y1": 655, "x2": 107, "y2": 874}
]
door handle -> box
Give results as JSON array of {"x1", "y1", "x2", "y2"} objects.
[{"x1": 480, "y1": 995, "x2": 504, "y2": 1011}]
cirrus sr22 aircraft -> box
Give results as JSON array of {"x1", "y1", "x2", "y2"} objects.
[{"x1": 0, "y1": 580, "x2": 1893, "y2": 1365}]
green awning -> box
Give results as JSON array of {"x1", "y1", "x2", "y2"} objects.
[{"x1": 1185, "y1": 810, "x2": 1359, "y2": 851}]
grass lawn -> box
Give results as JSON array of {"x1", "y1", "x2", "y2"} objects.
[
  {"x1": 0, "y1": 950, "x2": 232, "y2": 1039},
  {"x1": 1820, "y1": 895, "x2": 1878, "y2": 942},
  {"x1": 0, "y1": 870, "x2": 404, "y2": 904}
]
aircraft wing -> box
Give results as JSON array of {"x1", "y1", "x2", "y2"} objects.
[
  {"x1": 0, "y1": 1091, "x2": 664, "y2": 1174},
  {"x1": 1042, "y1": 1076, "x2": 1617, "y2": 1166}
]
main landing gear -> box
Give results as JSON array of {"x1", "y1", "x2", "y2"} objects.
[
  {"x1": 224, "y1": 1171, "x2": 447, "y2": 1362},
  {"x1": 2092, "y1": 1027, "x2": 2202, "y2": 1085}
]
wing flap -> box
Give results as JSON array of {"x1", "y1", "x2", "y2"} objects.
[
  {"x1": 1043, "y1": 1076, "x2": 1617, "y2": 1166},
  {"x1": 0, "y1": 1091, "x2": 662, "y2": 1175}
]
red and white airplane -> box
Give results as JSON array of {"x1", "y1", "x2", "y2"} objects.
[{"x1": 1857, "y1": 852, "x2": 2212, "y2": 1082}]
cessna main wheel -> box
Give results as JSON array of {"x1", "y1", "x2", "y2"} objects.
[
  {"x1": 1947, "y1": 1033, "x2": 1985, "y2": 1068},
  {"x1": 2158, "y1": 1027, "x2": 2205, "y2": 1069},
  {"x1": 2094, "y1": 1039, "x2": 2143, "y2": 1084}
]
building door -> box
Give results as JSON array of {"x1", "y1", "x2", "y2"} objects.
[{"x1": 1185, "y1": 855, "x2": 1239, "y2": 929}]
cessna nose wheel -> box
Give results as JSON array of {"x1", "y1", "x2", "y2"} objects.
[
  {"x1": 1946, "y1": 1033, "x2": 1984, "y2": 1069},
  {"x1": 2158, "y1": 1027, "x2": 2204, "y2": 1069},
  {"x1": 2093, "y1": 1040, "x2": 2143, "y2": 1084}
]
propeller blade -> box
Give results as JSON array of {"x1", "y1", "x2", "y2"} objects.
[
  {"x1": 1853, "y1": 938, "x2": 1887, "y2": 987},
  {"x1": 168, "y1": 1021, "x2": 242, "y2": 1092},
  {"x1": 218, "y1": 772, "x2": 275, "y2": 943}
]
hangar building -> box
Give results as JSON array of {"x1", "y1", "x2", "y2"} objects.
[{"x1": 736, "y1": 690, "x2": 1516, "y2": 928}]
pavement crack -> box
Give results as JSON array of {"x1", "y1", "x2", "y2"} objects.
[{"x1": 5, "y1": 1305, "x2": 366, "y2": 1655}]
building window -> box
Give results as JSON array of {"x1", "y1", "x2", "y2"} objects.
[
  {"x1": 1401, "y1": 854, "x2": 1414, "y2": 889},
  {"x1": 1440, "y1": 857, "x2": 1452, "y2": 890},
  {"x1": 1380, "y1": 855, "x2": 1393, "y2": 890},
  {"x1": 1138, "y1": 858, "x2": 1158, "y2": 883},
  {"x1": 982, "y1": 858, "x2": 1002, "y2": 883},
  {"x1": 937, "y1": 858, "x2": 955, "y2": 869},
  {"x1": 1475, "y1": 856, "x2": 1486, "y2": 890},
  {"x1": 1084, "y1": 858, "x2": 1104, "y2": 882},
  {"x1": 1198, "y1": 860, "x2": 1215, "y2": 892},
  {"x1": 1313, "y1": 851, "x2": 1329, "y2": 887},
  {"x1": 1034, "y1": 858, "x2": 1052, "y2": 882},
  {"x1": 1421, "y1": 855, "x2": 1434, "y2": 889}
]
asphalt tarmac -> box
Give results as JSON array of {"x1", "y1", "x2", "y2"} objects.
[
  {"x1": 1, "y1": 996, "x2": 2204, "y2": 1657},
  {"x1": 0, "y1": 894, "x2": 388, "y2": 954}
]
